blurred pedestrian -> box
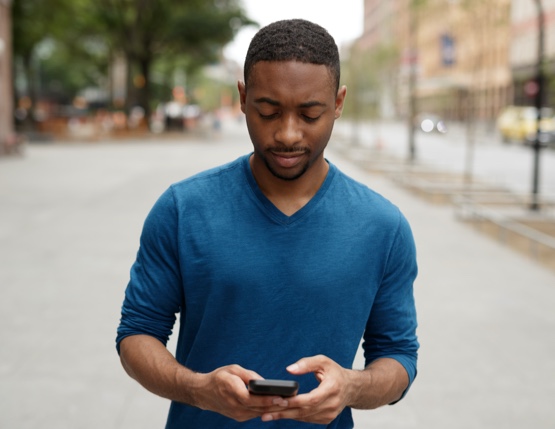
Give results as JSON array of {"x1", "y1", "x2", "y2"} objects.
[{"x1": 116, "y1": 19, "x2": 419, "y2": 428}]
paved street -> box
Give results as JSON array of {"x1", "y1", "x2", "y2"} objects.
[
  {"x1": 1, "y1": 120, "x2": 554, "y2": 428},
  {"x1": 335, "y1": 120, "x2": 555, "y2": 196}
]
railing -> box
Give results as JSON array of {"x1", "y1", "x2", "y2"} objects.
[{"x1": 454, "y1": 194, "x2": 555, "y2": 265}]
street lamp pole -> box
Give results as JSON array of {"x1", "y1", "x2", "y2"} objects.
[
  {"x1": 407, "y1": 0, "x2": 418, "y2": 163},
  {"x1": 531, "y1": 0, "x2": 545, "y2": 211}
]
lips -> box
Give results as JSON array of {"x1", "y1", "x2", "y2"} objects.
[{"x1": 271, "y1": 151, "x2": 305, "y2": 168}]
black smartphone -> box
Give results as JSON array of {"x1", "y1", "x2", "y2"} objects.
[{"x1": 248, "y1": 379, "x2": 299, "y2": 397}]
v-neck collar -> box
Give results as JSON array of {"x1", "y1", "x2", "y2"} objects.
[{"x1": 242, "y1": 154, "x2": 335, "y2": 226}]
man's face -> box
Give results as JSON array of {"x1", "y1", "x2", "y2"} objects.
[{"x1": 238, "y1": 61, "x2": 346, "y2": 182}]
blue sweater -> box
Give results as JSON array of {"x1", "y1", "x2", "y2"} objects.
[{"x1": 117, "y1": 154, "x2": 418, "y2": 428}]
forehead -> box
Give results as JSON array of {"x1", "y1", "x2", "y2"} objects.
[{"x1": 246, "y1": 61, "x2": 336, "y2": 97}]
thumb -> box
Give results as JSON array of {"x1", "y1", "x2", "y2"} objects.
[{"x1": 286, "y1": 355, "x2": 326, "y2": 375}]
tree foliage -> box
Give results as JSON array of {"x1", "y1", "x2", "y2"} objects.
[
  {"x1": 343, "y1": 43, "x2": 399, "y2": 120},
  {"x1": 85, "y1": 0, "x2": 255, "y2": 116},
  {"x1": 12, "y1": 0, "x2": 255, "y2": 124},
  {"x1": 12, "y1": 0, "x2": 78, "y2": 112}
]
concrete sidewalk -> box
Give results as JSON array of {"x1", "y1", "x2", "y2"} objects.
[{"x1": 1, "y1": 122, "x2": 554, "y2": 428}]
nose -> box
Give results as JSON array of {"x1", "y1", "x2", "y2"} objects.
[{"x1": 275, "y1": 114, "x2": 302, "y2": 146}]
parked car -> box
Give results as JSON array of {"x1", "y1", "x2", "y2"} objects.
[
  {"x1": 415, "y1": 113, "x2": 447, "y2": 134},
  {"x1": 496, "y1": 105, "x2": 555, "y2": 146}
]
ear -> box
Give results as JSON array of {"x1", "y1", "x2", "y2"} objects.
[
  {"x1": 238, "y1": 81, "x2": 247, "y2": 114},
  {"x1": 334, "y1": 85, "x2": 347, "y2": 119}
]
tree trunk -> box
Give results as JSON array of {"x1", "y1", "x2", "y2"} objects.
[
  {"x1": 138, "y1": 57, "x2": 151, "y2": 122},
  {"x1": 22, "y1": 53, "x2": 37, "y2": 131}
]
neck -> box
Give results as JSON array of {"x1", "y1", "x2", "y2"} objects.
[{"x1": 249, "y1": 154, "x2": 329, "y2": 216}]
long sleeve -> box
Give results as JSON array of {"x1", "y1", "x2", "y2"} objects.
[{"x1": 116, "y1": 187, "x2": 184, "y2": 352}]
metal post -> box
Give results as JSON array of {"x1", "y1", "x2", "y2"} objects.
[
  {"x1": 407, "y1": 1, "x2": 418, "y2": 163},
  {"x1": 531, "y1": 0, "x2": 545, "y2": 211}
]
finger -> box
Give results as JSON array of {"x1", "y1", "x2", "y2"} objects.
[
  {"x1": 224, "y1": 367, "x2": 265, "y2": 395},
  {"x1": 284, "y1": 388, "x2": 327, "y2": 411},
  {"x1": 226, "y1": 366, "x2": 264, "y2": 385},
  {"x1": 245, "y1": 394, "x2": 290, "y2": 408},
  {"x1": 260, "y1": 407, "x2": 319, "y2": 424},
  {"x1": 248, "y1": 402, "x2": 291, "y2": 413},
  {"x1": 287, "y1": 355, "x2": 329, "y2": 375},
  {"x1": 260, "y1": 399, "x2": 339, "y2": 425},
  {"x1": 240, "y1": 385, "x2": 292, "y2": 410}
]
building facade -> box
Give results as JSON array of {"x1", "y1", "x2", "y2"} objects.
[
  {"x1": 419, "y1": 0, "x2": 512, "y2": 121},
  {"x1": 356, "y1": 0, "x2": 401, "y2": 119},
  {"x1": 359, "y1": 0, "x2": 517, "y2": 122},
  {"x1": 0, "y1": 0, "x2": 14, "y2": 153}
]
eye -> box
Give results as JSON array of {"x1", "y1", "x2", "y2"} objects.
[
  {"x1": 259, "y1": 112, "x2": 278, "y2": 120},
  {"x1": 302, "y1": 115, "x2": 320, "y2": 123}
]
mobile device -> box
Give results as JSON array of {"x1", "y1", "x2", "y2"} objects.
[{"x1": 248, "y1": 379, "x2": 299, "y2": 397}]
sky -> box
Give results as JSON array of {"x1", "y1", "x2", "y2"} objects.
[{"x1": 223, "y1": 0, "x2": 364, "y2": 65}]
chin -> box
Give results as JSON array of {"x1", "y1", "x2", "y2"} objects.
[{"x1": 267, "y1": 163, "x2": 309, "y2": 181}]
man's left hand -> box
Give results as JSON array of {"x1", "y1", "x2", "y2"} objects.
[{"x1": 260, "y1": 355, "x2": 357, "y2": 424}]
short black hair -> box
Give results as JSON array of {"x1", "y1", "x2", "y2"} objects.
[{"x1": 244, "y1": 19, "x2": 340, "y2": 92}]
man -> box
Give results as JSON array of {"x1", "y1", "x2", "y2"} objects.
[{"x1": 116, "y1": 19, "x2": 418, "y2": 428}]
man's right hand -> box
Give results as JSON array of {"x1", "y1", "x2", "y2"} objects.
[
  {"x1": 119, "y1": 335, "x2": 289, "y2": 422},
  {"x1": 190, "y1": 364, "x2": 290, "y2": 422}
]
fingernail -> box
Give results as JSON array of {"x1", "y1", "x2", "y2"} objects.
[
  {"x1": 261, "y1": 414, "x2": 273, "y2": 422},
  {"x1": 287, "y1": 363, "x2": 299, "y2": 372},
  {"x1": 272, "y1": 398, "x2": 288, "y2": 407}
]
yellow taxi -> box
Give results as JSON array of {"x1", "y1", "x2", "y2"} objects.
[{"x1": 496, "y1": 105, "x2": 555, "y2": 146}]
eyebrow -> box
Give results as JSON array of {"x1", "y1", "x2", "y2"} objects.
[{"x1": 254, "y1": 97, "x2": 327, "y2": 109}]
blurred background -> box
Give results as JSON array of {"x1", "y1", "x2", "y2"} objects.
[
  {"x1": 1, "y1": 1, "x2": 555, "y2": 428},
  {"x1": 1, "y1": 0, "x2": 555, "y2": 152}
]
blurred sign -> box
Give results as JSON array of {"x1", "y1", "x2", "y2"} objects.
[
  {"x1": 401, "y1": 48, "x2": 420, "y2": 76},
  {"x1": 524, "y1": 80, "x2": 539, "y2": 97},
  {"x1": 441, "y1": 34, "x2": 455, "y2": 67}
]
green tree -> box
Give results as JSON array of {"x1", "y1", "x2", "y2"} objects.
[
  {"x1": 85, "y1": 0, "x2": 255, "y2": 118},
  {"x1": 12, "y1": 0, "x2": 76, "y2": 122},
  {"x1": 343, "y1": 43, "x2": 398, "y2": 145},
  {"x1": 12, "y1": 0, "x2": 255, "y2": 130}
]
